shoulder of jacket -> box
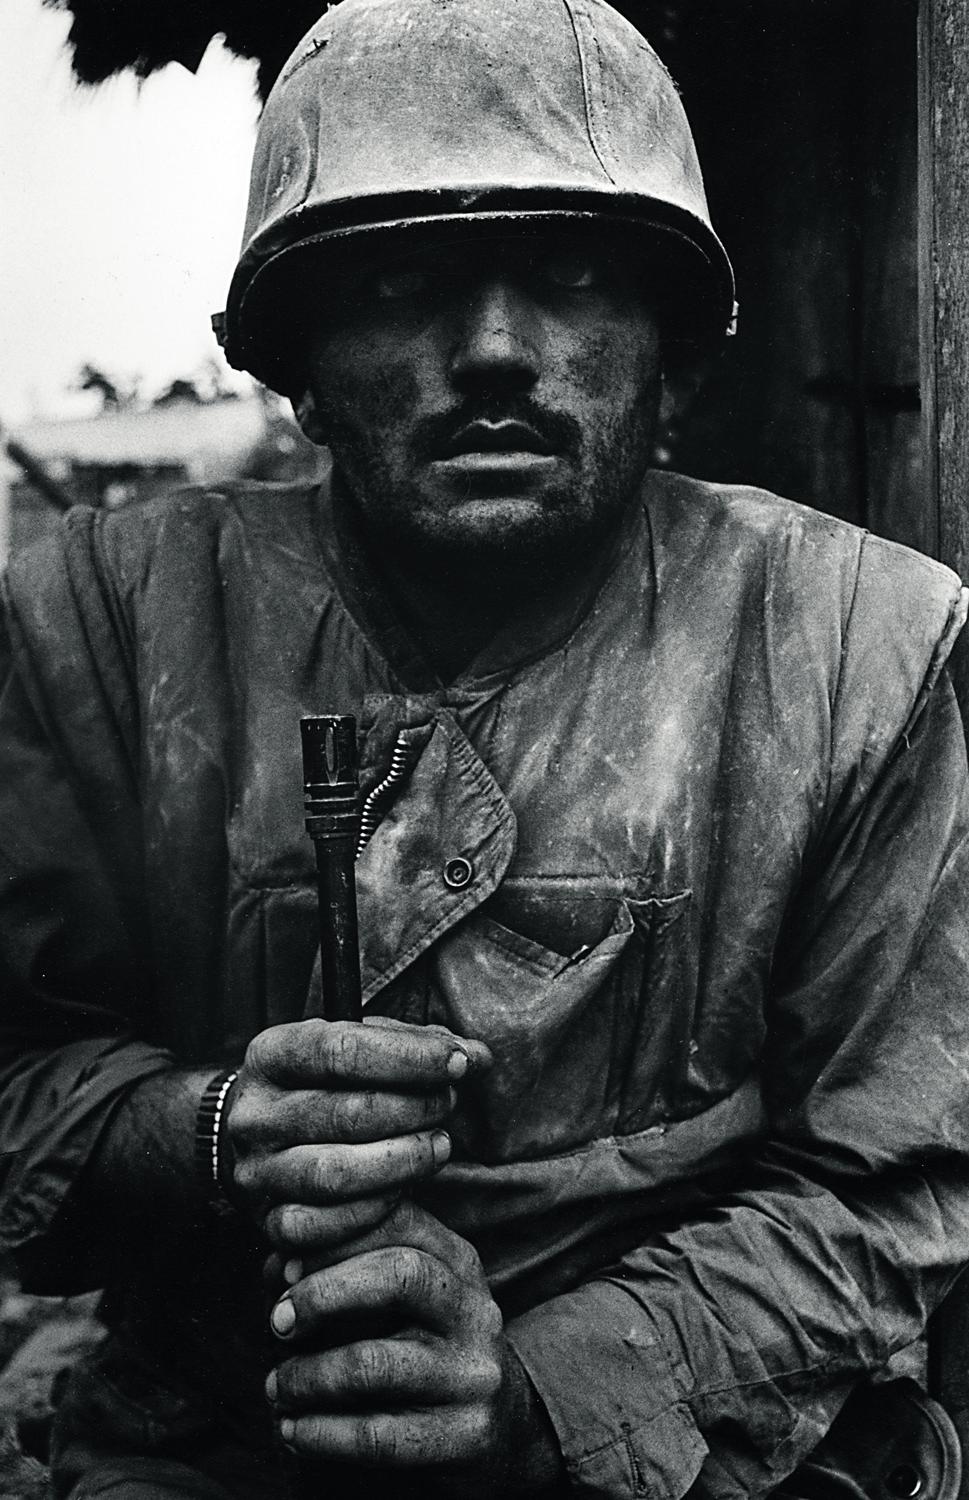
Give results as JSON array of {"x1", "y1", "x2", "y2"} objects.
[
  {"x1": 649, "y1": 474, "x2": 968, "y2": 780},
  {"x1": 648, "y1": 471, "x2": 965, "y2": 633},
  {"x1": 836, "y1": 529, "x2": 967, "y2": 764},
  {"x1": 649, "y1": 471, "x2": 857, "y2": 560},
  {"x1": 95, "y1": 479, "x2": 323, "y2": 571},
  {"x1": 3, "y1": 480, "x2": 329, "y2": 684},
  {"x1": 6, "y1": 480, "x2": 321, "y2": 582}
]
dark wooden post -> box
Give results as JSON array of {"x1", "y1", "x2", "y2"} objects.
[
  {"x1": 919, "y1": 2, "x2": 969, "y2": 1487},
  {"x1": 919, "y1": 0, "x2": 969, "y2": 711}
]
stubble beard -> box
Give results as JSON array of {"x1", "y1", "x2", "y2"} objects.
[{"x1": 312, "y1": 355, "x2": 662, "y2": 597}]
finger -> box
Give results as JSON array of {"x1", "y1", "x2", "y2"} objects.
[
  {"x1": 271, "y1": 1245, "x2": 477, "y2": 1342},
  {"x1": 238, "y1": 1129, "x2": 451, "y2": 1205},
  {"x1": 365, "y1": 1018, "x2": 494, "y2": 1077},
  {"x1": 264, "y1": 1251, "x2": 307, "y2": 1294},
  {"x1": 233, "y1": 1083, "x2": 456, "y2": 1150},
  {"x1": 277, "y1": 1407, "x2": 492, "y2": 1468},
  {"x1": 291, "y1": 1198, "x2": 484, "y2": 1283},
  {"x1": 269, "y1": 1337, "x2": 499, "y2": 1412},
  {"x1": 263, "y1": 1193, "x2": 402, "y2": 1251},
  {"x1": 246, "y1": 1019, "x2": 488, "y2": 1090}
]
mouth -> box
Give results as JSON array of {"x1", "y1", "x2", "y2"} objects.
[{"x1": 436, "y1": 420, "x2": 556, "y2": 460}]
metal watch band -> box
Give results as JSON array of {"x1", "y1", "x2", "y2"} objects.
[{"x1": 194, "y1": 1068, "x2": 239, "y2": 1213}]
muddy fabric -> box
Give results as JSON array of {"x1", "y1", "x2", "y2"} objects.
[
  {"x1": 56, "y1": 1378, "x2": 964, "y2": 1500},
  {"x1": 1, "y1": 470, "x2": 969, "y2": 1498}
]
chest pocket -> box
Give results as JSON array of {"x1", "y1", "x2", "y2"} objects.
[{"x1": 430, "y1": 886, "x2": 693, "y2": 1163}]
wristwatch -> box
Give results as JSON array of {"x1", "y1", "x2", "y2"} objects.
[{"x1": 194, "y1": 1068, "x2": 240, "y2": 1215}]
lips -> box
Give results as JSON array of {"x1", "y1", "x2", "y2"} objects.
[{"x1": 437, "y1": 419, "x2": 555, "y2": 459}]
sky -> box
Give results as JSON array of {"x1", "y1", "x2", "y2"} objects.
[{"x1": 0, "y1": 0, "x2": 260, "y2": 423}]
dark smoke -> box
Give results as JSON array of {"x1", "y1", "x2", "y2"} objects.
[{"x1": 41, "y1": 0, "x2": 691, "y2": 102}]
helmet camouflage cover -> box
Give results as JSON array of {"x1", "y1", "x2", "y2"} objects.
[{"x1": 218, "y1": 0, "x2": 736, "y2": 394}]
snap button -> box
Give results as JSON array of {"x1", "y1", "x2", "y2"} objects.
[
  {"x1": 443, "y1": 856, "x2": 474, "y2": 889},
  {"x1": 885, "y1": 1467, "x2": 923, "y2": 1500}
]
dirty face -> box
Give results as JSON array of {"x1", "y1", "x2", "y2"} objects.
[{"x1": 303, "y1": 226, "x2": 663, "y2": 581}]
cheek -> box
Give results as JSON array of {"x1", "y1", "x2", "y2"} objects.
[
  {"x1": 312, "y1": 351, "x2": 422, "y2": 446},
  {"x1": 562, "y1": 325, "x2": 661, "y2": 421},
  {"x1": 563, "y1": 331, "x2": 617, "y2": 394}
]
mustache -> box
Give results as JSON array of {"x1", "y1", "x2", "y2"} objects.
[{"x1": 411, "y1": 397, "x2": 583, "y2": 462}]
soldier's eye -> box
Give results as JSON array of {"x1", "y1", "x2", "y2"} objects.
[
  {"x1": 544, "y1": 252, "x2": 599, "y2": 289},
  {"x1": 372, "y1": 266, "x2": 432, "y2": 299}
]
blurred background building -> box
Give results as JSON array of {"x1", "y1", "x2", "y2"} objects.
[{"x1": 1, "y1": 382, "x2": 322, "y2": 561}]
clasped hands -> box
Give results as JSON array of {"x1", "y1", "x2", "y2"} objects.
[{"x1": 224, "y1": 1018, "x2": 547, "y2": 1492}]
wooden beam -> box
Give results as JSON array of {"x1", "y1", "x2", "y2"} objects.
[
  {"x1": 919, "y1": 0, "x2": 969, "y2": 715},
  {"x1": 919, "y1": 5, "x2": 969, "y2": 1487}
]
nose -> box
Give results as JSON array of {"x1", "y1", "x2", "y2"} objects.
[{"x1": 448, "y1": 278, "x2": 541, "y2": 394}]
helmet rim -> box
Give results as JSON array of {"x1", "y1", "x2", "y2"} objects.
[{"x1": 222, "y1": 196, "x2": 736, "y2": 394}]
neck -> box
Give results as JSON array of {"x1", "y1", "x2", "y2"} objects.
[
  {"x1": 378, "y1": 550, "x2": 585, "y2": 681},
  {"x1": 348, "y1": 513, "x2": 630, "y2": 687},
  {"x1": 332, "y1": 489, "x2": 627, "y2": 683}
]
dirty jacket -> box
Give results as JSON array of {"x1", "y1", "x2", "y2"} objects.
[{"x1": 1, "y1": 471, "x2": 969, "y2": 1500}]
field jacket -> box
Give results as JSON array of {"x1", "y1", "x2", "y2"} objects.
[{"x1": 1, "y1": 470, "x2": 969, "y2": 1498}]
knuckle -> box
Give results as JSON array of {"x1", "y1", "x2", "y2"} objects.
[
  {"x1": 273, "y1": 1359, "x2": 296, "y2": 1406},
  {"x1": 451, "y1": 1235, "x2": 486, "y2": 1281},
  {"x1": 310, "y1": 1149, "x2": 348, "y2": 1200},
  {"x1": 326, "y1": 1022, "x2": 362, "y2": 1076},
  {"x1": 277, "y1": 1357, "x2": 317, "y2": 1411},
  {"x1": 263, "y1": 1202, "x2": 288, "y2": 1240},
  {"x1": 224, "y1": 1090, "x2": 258, "y2": 1147},
  {"x1": 475, "y1": 1351, "x2": 503, "y2": 1401},
  {"x1": 292, "y1": 1358, "x2": 320, "y2": 1406},
  {"x1": 290, "y1": 1272, "x2": 323, "y2": 1324},
  {"x1": 392, "y1": 1197, "x2": 424, "y2": 1236},
  {"x1": 346, "y1": 1341, "x2": 391, "y2": 1396},
  {"x1": 245, "y1": 1027, "x2": 282, "y2": 1077},
  {"x1": 478, "y1": 1296, "x2": 504, "y2": 1343},
  {"x1": 243, "y1": 1035, "x2": 266, "y2": 1075},
  {"x1": 327, "y1": 1091, "x2": 364, "y2": 1141},
  {"x1": 355, "y1": 1415, "x2": 388, "y2": 1467},
  {"x1": 345, "y1": 1194, "x2": 393, "y2": 1235},
  {"x1": 389, "y1": 1245, "x2": 428, "y2": 1302},
  {"x1": 264, "y1": 1203, "x2": 301, "y2": 1245},
  {"x1": 404, "y1": 1133, "x2": 435, "y2": 1179}
]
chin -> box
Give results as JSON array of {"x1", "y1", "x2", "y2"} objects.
[
  {"x1": 397, "y1": 492, "x2": 618, "y2": 576},
  {"x1": 435, "y1": 493, "x2": 555, "y2": 535}
]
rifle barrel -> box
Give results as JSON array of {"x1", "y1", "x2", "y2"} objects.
[{"x1": 300, "y1": 715, "x2": 362, "y2": 1023}]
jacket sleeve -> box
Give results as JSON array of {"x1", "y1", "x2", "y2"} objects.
[
  {"x1": 506, "y1": 541, "x2": 969, "y2": 1498},
  {"x1": 0, "y1": 514, "x2": 173, "y2": 1291}
]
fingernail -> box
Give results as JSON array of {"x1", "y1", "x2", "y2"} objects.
[
  {"x1": 265, "y1": 1369, "x2": 278, "y2": 1404},
  {"x1": 431, "y1": 1129, "x2": 451, "y2": 1166},
  {"x1": 283, "y1": 1258, "x2": 303, "y2": 1286},
  {"x1": 271, "y1": 1299, "x2": 296, "y2": 1337},
  {"x1": 447, "y1": 1050, "x2": 469, "y2": 1080},
  {"x1": 280, "y1": 1418, "x2": 295, "y2": 1444}
]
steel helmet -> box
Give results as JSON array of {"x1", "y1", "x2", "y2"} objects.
[{"x1": 218, "y1": 0, "x2": 736, "y2": 394}]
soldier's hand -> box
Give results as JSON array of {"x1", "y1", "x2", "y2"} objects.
[
  {"x1": 224, "y1": 1018, "x2": 491, "y2": 1250},
  {"x1": 266, "y1": 1201, "x2": 563, "y2": 1495}
]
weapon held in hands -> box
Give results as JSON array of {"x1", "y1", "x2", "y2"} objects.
[{"x1": 300, "y1": 714, "x2": 363, "y2": 1023}]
